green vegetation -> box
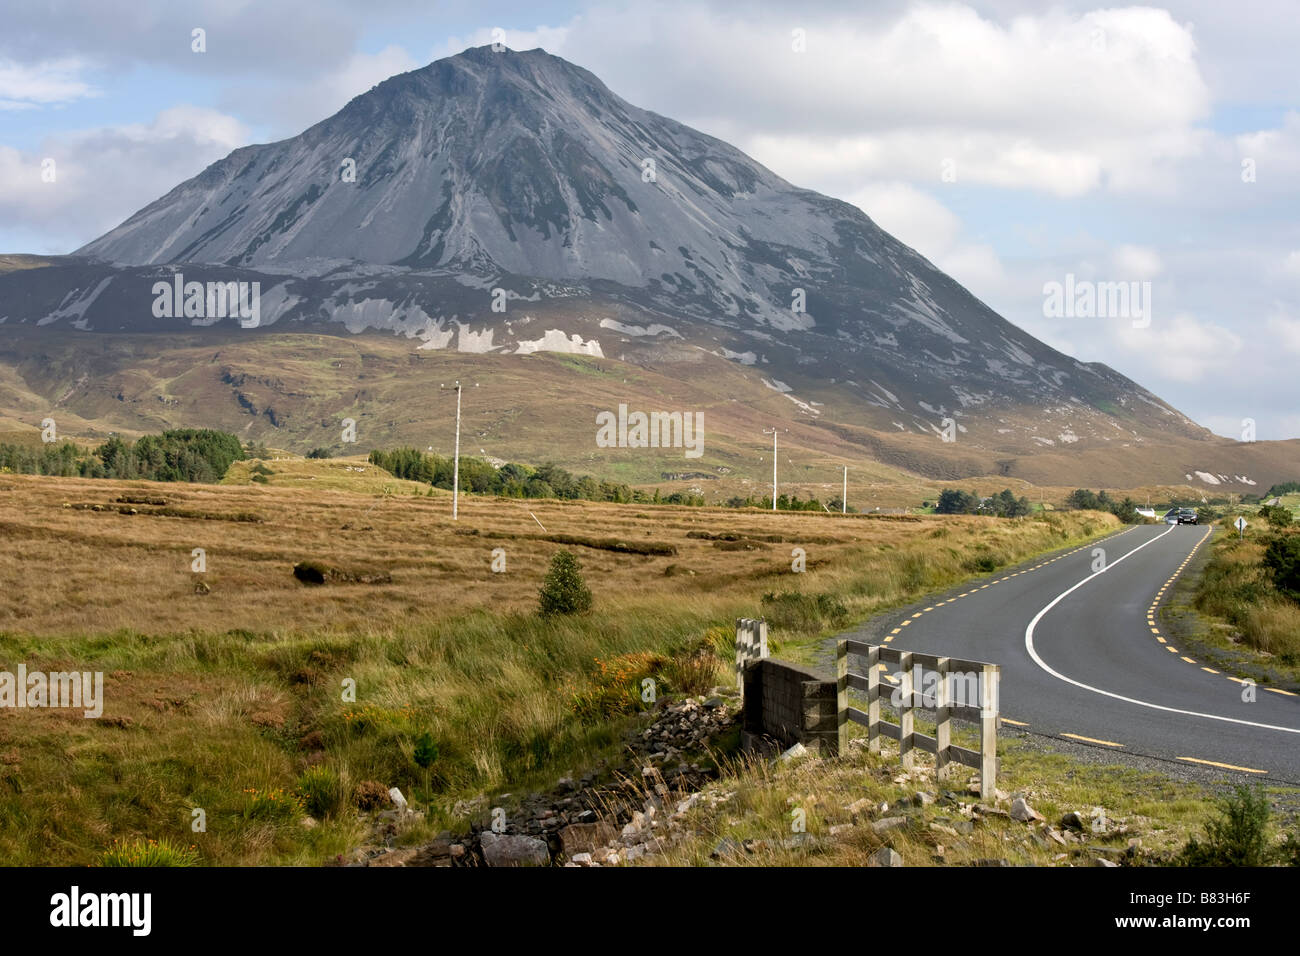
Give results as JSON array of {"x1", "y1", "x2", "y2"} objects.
[
  {"x1": 99, "y1": 837, "x2": 201, "y2": 868},
  {"x1": 1194, "y1": 523, "x2": 1300, "y2": 665},
  {"x1": 936, "y1": 488, "x2": 1031, "y2": 517},
  {"x1": 370, "y1": 447, "x2": 642, "y2": 503},
  {"x1": 538, "y1": 549, "x2": 594, "y2": 616},
  {"x1": 1178, "y1": 785, "x2": 1285, "y2": 867},
  {"x1": 0, "y1": 429, "x2": 245, "y2": 482}
]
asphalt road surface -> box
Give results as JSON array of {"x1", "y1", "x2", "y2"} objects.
[{"x1": 835, "y1": 524, "x2": 1300, "y2": 781}]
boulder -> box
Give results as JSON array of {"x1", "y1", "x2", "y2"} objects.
[
  {"x1": 480, "y1": 831, "x2": 550, "y2": 867},
  {"x1": 870, "y1": 847, "x2": 903, "y2": 867}
]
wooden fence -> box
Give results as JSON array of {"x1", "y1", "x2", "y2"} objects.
[
  {"x1": 837, "y1": 640, "x2": 1000, "y2": 798},
  {"x1": 734, "y1": 618, "x2": 768, "y2": 697}
]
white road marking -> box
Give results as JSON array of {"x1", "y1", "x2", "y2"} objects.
[{"x1": 1024, "y1": 527, "x2": 1300, "y2": 736}]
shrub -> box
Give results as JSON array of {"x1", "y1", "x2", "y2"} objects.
[
  {"x1": 569, "y1": 652, "x2": 667, "y2": 721},
  {"x1": 538, "y1": 549, "x2": 592, "y2": 616},
  {"x1": 240, "y1": 787, "x2": 306, "y2": 823},
  {"x1": 761, "y1": 591, "x2": 848, "y2": 632},
  {"x1": 296, "y1": 765, "x2": 346, "y2": 819},
  {"x1": 1178, "y1": 784, "x2": 1274, "y2": 866},
  {"x1": 306, "y1": 447, "x2": 332, "y2": 459},
  {"x1": 1263, "y1": 533, "x2": 1300, "y2": 601},
  {"x1": 100, "y1": 837, "x2": 200, "y2": 867},
  {"x1": 353, "y1": 780, "x2": 392, "y2": 811}
]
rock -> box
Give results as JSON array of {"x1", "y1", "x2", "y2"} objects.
[
  {"x1": 911, "y1": 791, "x2": 936, "y2": 807},
  {"x1": 300, "y1": 816, "x2": 318, "y2": 830},
  {"x1": 367, "y1": 847, "x2": 419, "y2": 867},
  {"x1": 1010, "y1": 797, "x2": 1043, "y2": 823},
  {"x1": 1046, "y1": 827, "x2": 1068, "y2": 846},
  {"x1": 710, "y1": 838, "x2": 743, "y2": 859},
  {"x1": 479, "y1": 832, "x2": 550, "y2": 867},
  {"x1": 1060, "y1": 811, "x2": 1086, "y2": 831},
  {"x1": 871, "y1": 816, "x2": 907, "y2": 834},
  {"x1": 570, "y1": 852, "x2": 593, "y2": 866},
  {"x1": 1091, "y1": 857, "x2": 1120, "y2": 867},
  {"x1": 450, "y1": 843, "x2": 465, "y2": 859},
  {"x1": 828, "y1": 823, "x2": 853, "y2": 836},
  {"x1": 972, "y1": 858, "x2": 1011, "y2": 867},
  {"x1": 869, "y1": 847, "x2": 903, "y2": 867},
  {"x1": 778, "y1": 743, "x2": 808, "y2": 762},
  {"x1": 555, "y1": 776, "x2": 575, "y2": 793},
  {"x1": 703, "y1": 697, "x2": 724, "y2": 709},
  {"x1": 845, "y1": 798, "x2": 874, "y2": 819}
]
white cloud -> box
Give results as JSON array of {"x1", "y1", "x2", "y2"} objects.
[
  {"x1": 1113, "y1": 244, "x2": 1163, "y2": 279},
  {"x1": 0, "y1": 106, "x2": 249, "y2": 252},
  {"x1": 559, "y1": 2, "x2": 1211, "y2": 198},
  {"x1": 0, "y1": 57, "x2": 98, "y2": 109},
  {"x1": 1114, "y1": 312, "x2": 1243, "y2": 384}
]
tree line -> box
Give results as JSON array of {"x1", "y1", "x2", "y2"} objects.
[{"x1": 0, "y1": 429, "x2": 246, "y2": 482}]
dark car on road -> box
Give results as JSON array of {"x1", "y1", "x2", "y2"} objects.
[{"x1": 1176, "y1": 508, "x2": 1199, "y2": 525}]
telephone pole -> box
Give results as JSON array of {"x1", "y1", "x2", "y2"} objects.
[
  {"x1": 842, "y1": 466, "x2": 847, "y2": 514},
  {"x1": 452, "y1": 382, "x2": 461, "y2": 520},
  {"x1": 763, "y1": 428, "x2": 779, "y2": 510}
]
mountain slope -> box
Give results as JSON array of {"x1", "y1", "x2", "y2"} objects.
[{"x1": 0, "y1": 46, "x2": 1279, "y2": 488}]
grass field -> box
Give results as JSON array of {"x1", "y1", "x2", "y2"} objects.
[{"x1": 0, "y1": 468, "x2": 1121, "y2": 864}]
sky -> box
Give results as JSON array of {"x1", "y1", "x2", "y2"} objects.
[{"x1": 2, "y1": 0, "x2": 1298, "y2": 440}]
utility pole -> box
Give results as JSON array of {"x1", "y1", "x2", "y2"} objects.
[
  {"x1": 452, "y1": 381, "x2": 462, "y2": 521},
  {"x1": 842, "y1": 466, "x2": 847, "y2": 514},
  {"x1": 763, "y1": 428, "x2": 779, "y2": 510}
]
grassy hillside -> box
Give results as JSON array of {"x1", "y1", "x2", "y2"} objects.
[{"x1": 0, "y1": 472, "x2": 1118, "y2": 864}]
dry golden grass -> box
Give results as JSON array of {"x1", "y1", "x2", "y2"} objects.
[
  {"x1": 0, "y1": 472, "x2": 1113, "y2": 638},
  {"x1": 0, "y1": 471, "x2": 1119, "y2": 865}
]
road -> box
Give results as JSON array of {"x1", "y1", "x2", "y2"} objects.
[{"x1": 832, "y1": 524, "x2": 1300, "y2": 781}]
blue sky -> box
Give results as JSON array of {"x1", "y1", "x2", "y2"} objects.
[{"x1": 3, "y1": 0, "x2": 1299, "y2": 440}]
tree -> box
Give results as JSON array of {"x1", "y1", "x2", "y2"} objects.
[
  {"x1": 936, "y1": 489, "x2": 978, "y2": 514},
  {"x1": 1263, "y1": 533, "x2": 1300, "y2": 602},
  {"x1": 538, "y1": 550, "x2": 593, "y2": 616}
]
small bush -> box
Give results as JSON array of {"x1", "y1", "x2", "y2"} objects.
[
  {"x1": 353, "y1": 780, "x2": 392, "y2": 811},
  {"x1": 240, "y1": 787, "x2": 306, "y2": 823},
  {"x1": 569, "y1": 652, "x2": 667, "y2": 721},
  {"x1": 1178, "y1": 784, "x2": 1274, "y2": 866},
  {"x1": 297, "y1": 765, "x2": 346, "y2": 819},
  {"x1": 306, "y1": 447, "x2": 332, "y2": 459},
  {"x1": 761, "y1": 591, "x2": 848, "y2": 632},
  {"x1": 538, "y1": 549, "x2": 592, "y2": 616},
  {"x1": 100, "y1": 837, "x2": 200, "y2": 867}
]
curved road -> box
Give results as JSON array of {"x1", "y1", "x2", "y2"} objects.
[{"x1": 833, "y1": 524, "x2": 1300, "y2": 780}]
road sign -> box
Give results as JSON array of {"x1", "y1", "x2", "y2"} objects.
[{"x1": 1234, "y1": 516, "x2": 1248, "y2": 537}]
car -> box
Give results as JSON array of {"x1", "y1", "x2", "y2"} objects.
[{"x1": 1176, "y1": 508, "x2": 1199, "y2": 525}]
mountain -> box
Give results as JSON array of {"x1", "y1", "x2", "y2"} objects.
[{"x1": 0, "y1": 47, "x2": 1291, "y2": 490}]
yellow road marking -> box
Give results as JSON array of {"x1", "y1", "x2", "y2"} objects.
[
  {"x1": 1177, "y1": 757, "x2": 1267, "y2": 774},
  {"x1": 1201, "y1": 667, "x2": 1219, "y2": 675},
  {"x1": 1000, "y1": 717, "x2": 1028, "y2": 727},
  {"x1": 1061, "y1": 732, "x2": 1124, "y2": 747},
  {"x1": 1181, "y1": 656, "x2": 1197, "y2": 664},
  {"x1": 1265, "y1": 687, "x2": 1298, "y2": 697}
]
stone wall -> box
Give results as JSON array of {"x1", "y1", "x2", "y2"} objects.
[{"x1": 741, "y1": 658, "x2": 839, "y2": 756}]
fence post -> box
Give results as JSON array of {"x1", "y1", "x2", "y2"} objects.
[
  {"x1": 935, "y1": 656, "x2": 951, "y2": 780},
  {"x1": 980, "y1": 663, "x2": 999, "y2": 799},
  {"x1": 735, "y1": 618, "x2": 745, "y2": 696},
  {"x1": 898, "y1": 651, "x2": 914, "y2": 771},
  {"x1": 757, "y1": 618, "x2": 768, "y2": 658},
  {"x1": 866, "y1": 644, "x2": 880, "y2": 754},
  {"x1": 836, "y1": 640, "x2": 849, "y2": 756}
]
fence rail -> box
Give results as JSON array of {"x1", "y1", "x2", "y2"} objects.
[{"x1": 837, "y1": 639, "x2": 1000, "y2": 798}]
